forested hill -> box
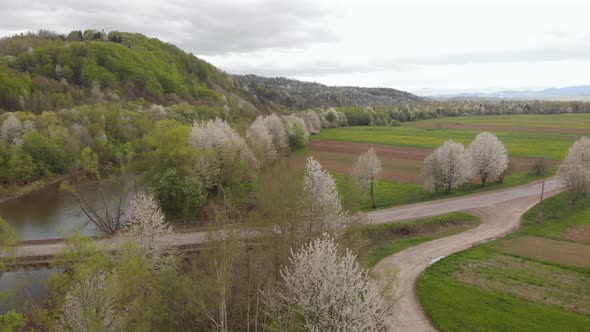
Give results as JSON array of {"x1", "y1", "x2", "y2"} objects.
[
  {"x1": 0, "y1": 30, "x2": 273, "y2": 114},
  {"x1": 0, "y1": 30, "x2": 420, "y2": 115},
  {"x1": 238, "y1": 74, "x2": 422, "y2": 109}
]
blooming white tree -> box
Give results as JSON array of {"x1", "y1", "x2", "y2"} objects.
[
  {"x1": 120, "y1": 193, "x2": 173, "y2": 261},
  {"x1": 298, "y1": 157, "x2": 348, "y2": 238},
  {"x1": 298, "y1": 111, "x2": 322, "y2": 135},
  {"x1": 261, "y1": 113, "x2": 289, "y2": 153},
  {"x1": 423, "y1": 140, "x2": 472, "y2": 193},
  {"x1": 0, "y1": 113, "x2": 23, "y2": 145},
  {"x1": 280, "y1": 236, "x2": 388, "y2": 331},
  {"x1": 283, "y1": 115, "x2": 310, "y2": 150},
  {"x1": 246, "y1": 118, "x2": 277, "y2": 166},
  {"x1": 468, "y1": 132, "x2": 509, "y2": 187},
  {"x1": 559, "y1": 136, "x2": 590, "y2": 207},
  {"x1": 59, "y1": 272, "x2": 125, "y2": 332},
  {"x1": 352, "y1": 148, "x2": 382, "y2": 208},
  {"x1": 189, "y1": 118, "x2": 259, "y2": 169}
]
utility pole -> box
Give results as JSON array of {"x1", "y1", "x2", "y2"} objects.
[{"x1": 537, "y1": 178, "x2": 546, "y2": 224}]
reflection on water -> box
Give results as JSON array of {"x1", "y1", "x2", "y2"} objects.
[
  {"x1": 0, "y1": 269, "x2": 55, "y2": 313},
  {"x1": 0, "y1": 178, "x2": 135, "y2": 313}
]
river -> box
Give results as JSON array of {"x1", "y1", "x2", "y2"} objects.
[{"x1": 0, "y1": 179, "x2": 134, "y2": 313}]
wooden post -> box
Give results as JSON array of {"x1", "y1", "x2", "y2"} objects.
[{"x1": 537, "y1": 178, "x2": 546, "y2": 224}]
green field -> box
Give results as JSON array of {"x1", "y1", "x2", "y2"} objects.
[
  {"x1": 313, "y1": 114, "x2": 590, "y2": 160},
  {"x1": 416, "y1": 193, "x2": 590, "y2": 331},
  {"x1": 334, "y1": 169, "x2": 547, "y2": 211},
  {"x1": 416, "y1": 113, "x2": 590, "y2": 130}
]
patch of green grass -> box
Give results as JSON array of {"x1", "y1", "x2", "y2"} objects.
[
  {"x1": 519, "y1": 192, "x2": 590, "y2": 239},
  {"x1": 415, "y1": 193, "x2": 590, "y2": 331},
  {"x1": 417, "y1": 246, "x2": 590, "y2": 332},
  {"x1": 334, "y1": 170, "x2": 549, "y2": 211},
  {"x1": 360, "y1": 213, "x2": 479, "y2": 268},
  {"x1": 314, "y1": 121, "x2": 582, "y2": 160}
]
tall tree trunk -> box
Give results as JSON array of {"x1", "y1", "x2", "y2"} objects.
[{"x1": 370, "y1": 178, "x2": 376, "y2": 209}]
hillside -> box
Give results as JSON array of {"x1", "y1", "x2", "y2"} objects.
[
  {"x1": 0, "y1": 30, "x2": 420, "y2": 115},
  {"x1": 238, "y1": 75, "x2": 422, "y2": 109},
  {"x1": 0, "y1": 30, "x2": 271, "y2": 115}
]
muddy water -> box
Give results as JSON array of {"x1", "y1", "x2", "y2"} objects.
[{"x1": 0, "y1": 179, "x2": 134, "y2": 313}]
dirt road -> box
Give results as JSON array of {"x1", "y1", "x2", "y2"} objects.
[{"x1": 372, "y1": 180, "x2": 565, "y2": 331}]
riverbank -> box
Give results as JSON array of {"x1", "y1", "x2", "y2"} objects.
[{"x1": 0, "y1": 171, "x2": 81, "y2": 204}]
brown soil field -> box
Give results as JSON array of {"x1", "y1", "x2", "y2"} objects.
[
  {"x1": 291, "y1": 140, "x2": 545, "y2": 184},
  {"x1": 562, "y1": 225, "x2": 590, "y2": 244},
  {"x1": 496, "y1": 236, "x2": 590, "y2": 268},
  {"x1": 409, "y1": 122, "x2": 590, "y2": 135}
]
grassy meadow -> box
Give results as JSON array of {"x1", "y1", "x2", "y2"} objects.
[{"x1": 416, "y1": 193, "x2": 590, "y2": 331}]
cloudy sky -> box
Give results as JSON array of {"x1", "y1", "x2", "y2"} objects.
[{"x1": 1, "y1": 0, "x2": 589, "y2": 93}]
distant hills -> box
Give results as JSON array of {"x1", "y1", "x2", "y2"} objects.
[
  {"x1": 416, "y1": 86, "x2": 590, "y2": 101},
  {"x1": 238, "y1": 75, "x2": 422, "y2": 109}
]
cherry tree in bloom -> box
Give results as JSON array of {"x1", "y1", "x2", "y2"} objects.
[
  {"x1": 559, "y1": 136, "x2": 590, "y2": 207},
  {"x1": 423, "y1": 140, "x2": 472, "y2": 193},
  {"x1": 298, "y1": 157, "x2": 348, "y2": 238},
  {"x1": 246, "y1": 118, "x2": 277, "y2": 166},
  {"x1": 189, "y1": 118, "x2": 258, "y2": 169},
  {"x1": 283, "y1": 115, "x2": 310, "y2": 150},
  {"x1": 261, "y1": 113, "x2": 289, "y2": 152},
  {"x1": 352, "y1": 148, "x2": 382, "y2": 208},
  {"x1": 0, "y1": 113, "x2": 23, "y2": 145},
  {"x1": 120, "y1": 193, "x2": 173, "y2": 261},
  {"x1": 59, "y1": 272, "x2": 125, "y2": 332},
  {"x1": 298, "y1": 111, "x2": 322, "y2": 135},
  {"x1": 280, "y1": 236, "x2": 388, "y2": 331},
  {"x1": 468, "y1": 132, "x2": 509, "y2": 187}
]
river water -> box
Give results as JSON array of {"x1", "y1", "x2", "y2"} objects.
[{"x1": 0, "y1": 179, "x2": 133, "y2": 313}]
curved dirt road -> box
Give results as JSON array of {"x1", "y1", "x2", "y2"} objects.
[{"x1": 372, "y1": 179, "x2": 565, "y2": 331}]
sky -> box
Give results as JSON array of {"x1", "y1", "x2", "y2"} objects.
[{"x1": 1, "y1": 0, "x2": 589, "y2": 93}]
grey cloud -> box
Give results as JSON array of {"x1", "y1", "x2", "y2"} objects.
[{"x1": 0, "y1": 0, "x2": 336, "y2": 55}]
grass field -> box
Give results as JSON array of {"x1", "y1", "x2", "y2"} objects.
[
  {"x1": 359, "y1": 213, "x2": 479, "y2": 268},
  {"x1": 416, "y1": 193, "x2": 590, "y2": 331},
  {"x1": 313, "y1": 123, "x2": 580, "y2": 160}
]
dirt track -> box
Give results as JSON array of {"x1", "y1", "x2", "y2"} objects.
[{"x1": 370, "y1": 178, "x2": 565, "y2": 331}]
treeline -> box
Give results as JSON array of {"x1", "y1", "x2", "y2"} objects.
[
  {"x1": 336, "y1": 99, "x2": 590, "y2": 126},
  {"x1": 0, "y1": 99, "x2": 342, "y2": 223},
  {"x1": 0, "y1": 30, "x2": 266, "y2": 113}
]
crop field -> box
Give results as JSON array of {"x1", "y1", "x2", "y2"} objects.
[
  {"x1": 416, "y1": 193, "x2": 590, "y2": 331},
  {"x1": 313, "y1": 115, "x2": 588, "y2": 160}
]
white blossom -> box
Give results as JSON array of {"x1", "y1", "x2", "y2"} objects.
[
  {"x1": 189, "y1": 118, "x2": 258, "y2": 168},
  {"x1": 559, "y1": 136, "x2": 590, "y2": 207},
  {"x1": 262, "y1": 113, "x2": 289, "y2": 152},
  {"x1": 468, "y1": 132, "x2": 509, "y2": 186},
  {"x1": 423, "y1": 140, "x2": 473, "y2": 193},
  {"x1": 298, "y1": 111, "x2": 322, "y2": 135},
  {"x1": 280, "y1": 236, "x2": 388, "y2": 332},
  {"x1": 246, "y1": 118, "x2": 278, "y2": 166},
  {"x1": 59, "y1": 273, "x2": 125, "y2": 332},
  {"x1": 352, "y1": 148, "x2": 382, "y2": 208},
  {"x1": 298, "y1": 157, "x2": 348, "y2": 238},
  {"x1": 0, "y1": 113, "x2": 23, "y2": 145},
  {"x1": 120, "y1": 193, "x2": 173, "y2": 260}
]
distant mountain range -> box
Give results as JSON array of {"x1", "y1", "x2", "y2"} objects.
[{"x1": 415, "y1": 86, "x2": 590, "y2": 101}]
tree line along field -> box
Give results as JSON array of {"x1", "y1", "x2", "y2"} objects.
[
  {"x1": 290, "y1": 114, "x2": 590, "y2": 210},
  {"x1": 416, "y1": 192, "x2": 590, "y2": 331}
]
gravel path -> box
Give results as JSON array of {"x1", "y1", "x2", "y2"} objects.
[{"x1": 371, "y1": 178, "x2": 565, "y2": 331}]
